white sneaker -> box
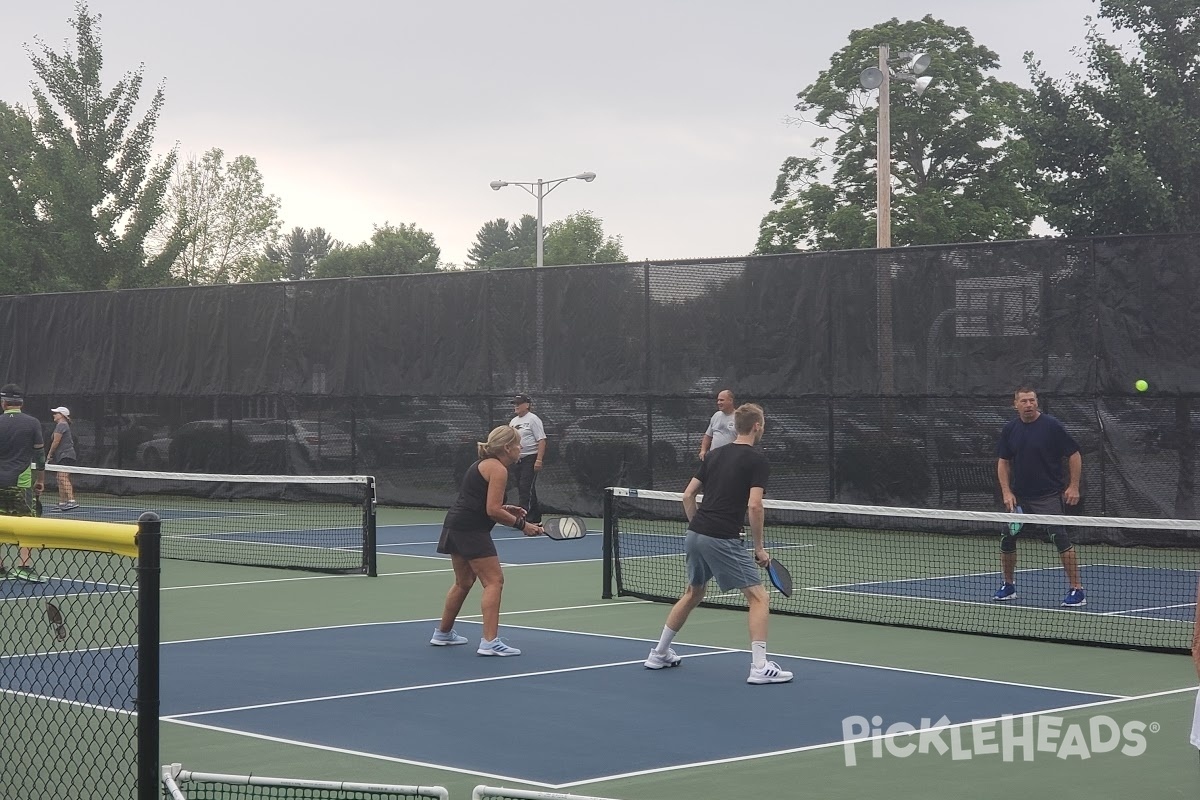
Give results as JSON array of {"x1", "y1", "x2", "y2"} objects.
[
  {"x1": 477, "y1": 638, "x2": 521, "y2": 656},
  {"x1": 747, "y1": 660, "x2": 793, "y2": 684},
  {"x1": 644, "y1": 648, "x2": 682, "y2": 669},
  {"x1": 430, "y1": 628, "x2": 468, "y2": 646}
]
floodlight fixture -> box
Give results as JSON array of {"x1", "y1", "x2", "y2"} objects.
[
  {"x1": 895, "y1": 51, "x2": 931, "y2": 74},
  {"x1": 859, "y1": 67, "x2": 884, "y2": 91}
]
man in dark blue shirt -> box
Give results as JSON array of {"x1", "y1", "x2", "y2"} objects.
[
  {"x1": 993, "y1": 386, "x2": 1083, "y2": 607},
  {"x1": 644, "y1": 403, "x2": 793, "y2": 684},
  {"x1": 0, "y1": 384, "x2": 46, "y2": 582}
]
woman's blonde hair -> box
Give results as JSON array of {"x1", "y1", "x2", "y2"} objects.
[{"x1": 477, "y1": 425, "x2": 519, "y2": 460}]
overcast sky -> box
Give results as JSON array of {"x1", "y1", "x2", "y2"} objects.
[{"x1": 1, "y1": 1, "x2": 1110, "y2": 267}]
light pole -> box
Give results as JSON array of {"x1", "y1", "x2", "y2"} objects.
[
  {"x1": 489, "y1": 171, "x2": 595, "y2": 390},
  {"x1": 859, "y1": 47, "x2": 931, "y2": 395},
  {"x1": 489, "y1": 172, "x2": 596, "y2": 268},
  {"x1": 859, "y1": 47, "x2": 932, "y2": 248}
]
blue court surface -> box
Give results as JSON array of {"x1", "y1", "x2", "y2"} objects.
[
  {"x1": 377, "y1": 522, "x2": 602, "y2": 564},
  {"x1": 46, "y1": 504, "x2": 240, "y2": 522},
  {"x1": 814, "y1": 564, "x2": 1198, "y2": 622},
  {"x1": 129, "y1": 621, "x2": 1120, "y2": 787},
  {"x1": 0, "y1": 576, "x2": 129, "y2": 600}
]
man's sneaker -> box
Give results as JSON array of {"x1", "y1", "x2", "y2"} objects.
[
  {"x1": 477, "y1": 638, "x2": 521, "y2": 657},
  {"x1": 644, "y1": 648, "x2": 682, "y2": 669},
  {"x1": 747, "y1": 661, "x2": 794, "y2": 684},
  {"x1": 9, "y1": 566, "x2": 45, "y2": 584},
  {"x1": 1062, "y1": 588, "x2": 1087, "y2": 607},
  {"x1": 430, "y1": 628, "x2": 468, "y2": 646},
  {"x1": 58, "y1": 502, "x2": 79, "y2": 511},
  {"x1": 992, "y1": 583, "x2": 1017, "y2": 601}
]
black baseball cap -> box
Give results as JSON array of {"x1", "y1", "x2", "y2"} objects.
[
  {"x1": 512, "y1": 394, "x2": 532, "y2": 405},
  {"x1": 0, "y1": 384, "x2": 23, "y2": 400}
]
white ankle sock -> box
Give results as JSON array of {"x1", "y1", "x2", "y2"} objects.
[{"x1": 752, "y1": 641, "x2": 767, "y2": 668}]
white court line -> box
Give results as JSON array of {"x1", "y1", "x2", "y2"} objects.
[
  {"x1": 158, "y1": 603, "x2": 650, "y2": 646},
  {"x1": 554, "y1": 686, "x2": 1200, "y2": 790},
  {"x1": 814, "y1": 565, "x2": 1063, "y2": 590},
  {"x1": 162, "y1": 717, "x2": 554, "y2": 789},
  {"x1": 164, "y1": 652, "x2": 731, "y2": 720},
  {"x1": 804, "y1": 586, "x2": 1194, "y2": 624},
  {"x1": 162, "y1": 616, "x2": 1122, "y2": 707},
  {"x1": 1102, "y1": 602, "x2": 1197, "y2": 616}
]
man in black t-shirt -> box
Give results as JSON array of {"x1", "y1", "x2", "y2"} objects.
[
  {"x1": 0, "y1": 384, "x2": 46, "y2": 582},
  {"x1": 644, "y1": 403, "x2": 793, "y2": 684}
]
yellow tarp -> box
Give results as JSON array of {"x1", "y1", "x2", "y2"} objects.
[{"x1": 0, "y1": 515, "x2": 140, "y2": 558}]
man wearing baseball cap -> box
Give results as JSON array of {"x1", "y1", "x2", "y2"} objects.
[
  {"x1": 0, "y1": 384, "x2": 46, "y2": 582},
  {"x1": 508, "y1": 394, "x2": 546, "y2": 523}
]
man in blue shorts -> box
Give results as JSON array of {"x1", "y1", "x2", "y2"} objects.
[
  {"x1": 644, "y1": 402, "x2": 793, "y2": 684},
  {"x1": 993, "y1": 385, "x2": 1084, "y2": 607}
]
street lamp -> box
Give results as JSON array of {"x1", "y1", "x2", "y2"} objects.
[
  {"x1": 859, "y1": 47, "x2": 932, "y2": 248},
  {"x1": 489, "y1": 172, "x2": 596, "y2": 268},
  {"x1": 859, "y1": 47, "x2": 931, "y2": 395}
]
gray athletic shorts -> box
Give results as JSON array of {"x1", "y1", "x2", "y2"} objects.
[{"x1": 684, "y1": 530, "x2": 761, "y2": 591}]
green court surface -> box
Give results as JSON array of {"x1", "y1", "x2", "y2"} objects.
[{"x1": 153, "y1": 505, "x2": 1200, "y2": 800}]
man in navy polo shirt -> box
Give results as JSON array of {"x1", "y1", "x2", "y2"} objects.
[
  {"x1": 993, "y1": 385, "x2": 1084, "y2": 607},
  {"x1": 0, "y1": 384, "x2": 46, "y2": 582}
]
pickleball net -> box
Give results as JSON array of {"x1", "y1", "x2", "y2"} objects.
[
  {"x1": 161, "y1": 765, "x2": 448, "y2": 799},
  {"x1": 45, "y1": 464, "x2": 376, "y2": 575},
  {"x1": 603, "y1": 488, "x2": 1200, "y2": 653},
  {"x1": 1, "y1": 512, "x2": 161, "y2": 800}
]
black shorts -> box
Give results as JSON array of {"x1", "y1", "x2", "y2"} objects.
[
  {"x1": 436, "y1": 525, "x2": 498, "y2": 561},
  {"x1": 54, "y1": 457, "x2": 77, "y2": 467}
]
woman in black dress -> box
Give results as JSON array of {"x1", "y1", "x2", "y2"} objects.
[{"x1": 432, "y1": 425, "x2": 543, "y2": 656}]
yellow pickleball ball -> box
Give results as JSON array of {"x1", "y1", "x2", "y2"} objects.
[{"x1": 1135, "y1": 379, "x2": 1148, "y2": 392}]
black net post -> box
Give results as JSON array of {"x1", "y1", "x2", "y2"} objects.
[
  {"x1": 136, "y1": 511, "x2": 161, "y2": 800},
  {"x1": 365, "y1": 476, "x2": 378, "y2": 577},
  {"x1": 602, "y1": 488, "x2": 614, "y2": 599}
]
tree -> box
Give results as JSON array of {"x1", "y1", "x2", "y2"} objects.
[
  {"x1": 314, "y1": 222, "x2": 440, "y2": 278},
  {"x1": 543, "y1": 210, "x2": 627, "y2": 265},
  {"x1": 756, "y1": 15, "x2": 1038, "y2": 253},
  {"x1": 23, "y1": 2, "x2": 181, "y2": 290},
  {"x1": 0, "y1": 102, "x2": 47, "y2": 294},
  {"x1": 248, "y1": 226, "x2": 340, "y2": 282},
  {"x1": 1021, "y1": 0, "x2": 1200, "y2": 236},
  {"x1": 151, "y1": 148, "x2": 282, "y2": 284},
  {"x1": 465, "y1": 214, "x2": 539, "y2": 269}
]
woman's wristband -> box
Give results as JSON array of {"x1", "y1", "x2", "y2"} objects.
[{"x1": 513, "y1": 514, "x2": 527, "y2": 530}]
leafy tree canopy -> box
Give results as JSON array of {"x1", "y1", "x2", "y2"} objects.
[
  {"x1": 756, "y1": 15, "x2": 1039, "y2": 253},
  {"x1": 544, "y1": 210, "x2": 627, "y2": 266},
  {"x1": 1022, "y1": 0, "x2": 1200, "y2": 236},
  {"x1": 465, "y1": 214, "x2": 539, "y2": 269},
  {"x1": 21, "y1": 1, "x2": 180, "y2": 289},
  {"x1": 314, "y1": 222, "x2": 441, "y2": 278}
]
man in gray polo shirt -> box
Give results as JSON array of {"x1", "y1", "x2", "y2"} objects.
[
  {"x1": 698, "y1": 389, "x2": 736, "y2": 461},
  {"x1": 0, "y1": 384, "x2": 46, "y2": 582}
]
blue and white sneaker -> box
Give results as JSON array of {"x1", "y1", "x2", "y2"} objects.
[
  {"x1": 1062, "y1": 588, "x2": 1087, "y2": 607},
  {"x1": 430, "y1": 628, "x2": 468, "y2": 646},
  {"x1": 747, "y1": 660, "x2": 794, "y2": 684},
  {"x1": 992, "y1": 583, "x2": 1017, "y2": 601},
  {"x1": 644, "y1": 648, "x2": 682, "y2": 669},
  {"x1": 477, "y1": 638, "x2": 521, "y2": 657}
]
